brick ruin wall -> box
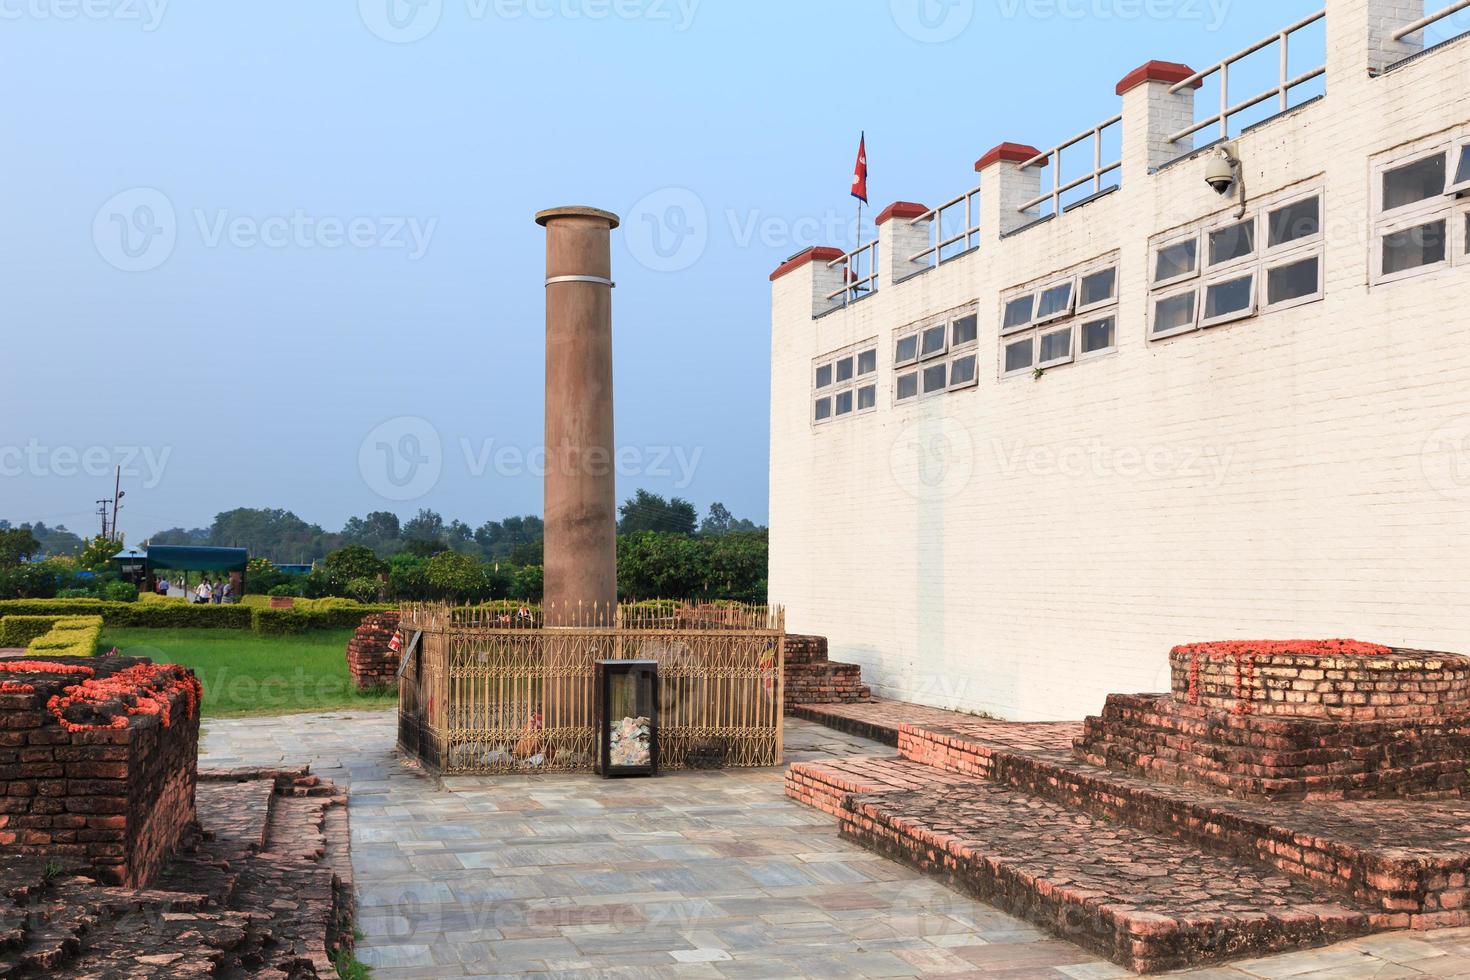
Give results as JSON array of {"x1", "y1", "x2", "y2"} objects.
[
  {"x1": 346, "y1": 612, "x2": 401, "y2": 691},
  {"x1": 0, "y1": 658, "x2": 201, "y2": 886},
  {"x1": 782, "y1": 634, "x2": 871, "y2": 711}
]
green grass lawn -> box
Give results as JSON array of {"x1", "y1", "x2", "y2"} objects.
[{"x1": 98, "y1": 628, "x2": 398, "y2": 718}]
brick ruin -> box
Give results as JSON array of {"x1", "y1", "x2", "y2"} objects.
[
  {"x1": 345, "y1": 611, "x2": 401, "y2": 691},
  {"x1": 0, "y1": 657, "x2": 201, "y2": 887},
  {"x1": 0, "y1": 658, "x2": 353, "y2": 976},
  {"x1": 782, "y1": 634, "x2": 871, "y2": 713},
  {"x1": 787, "y1": 641, "x2": 1470, "y2": 974}
]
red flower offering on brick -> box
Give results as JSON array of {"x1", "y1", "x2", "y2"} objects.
[{"x1": 45, "y1": 663, "x2": 203, "y2": 733}]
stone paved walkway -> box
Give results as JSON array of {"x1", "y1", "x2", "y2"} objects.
[{"x1": 201, "y1": 711, "x2": 1470, "y2": 978}]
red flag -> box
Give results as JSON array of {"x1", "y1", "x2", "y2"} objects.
[{"x1": 851, "y1": 132, "x2": 868, "y2": 204}]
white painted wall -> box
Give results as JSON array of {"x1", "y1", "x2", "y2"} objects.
[{"x1": 769, "y1": 0, "x2": 1470, "y2": 721}]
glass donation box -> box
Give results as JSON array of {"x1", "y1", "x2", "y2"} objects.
[{"x1": 595, "y1": 660, "x2": 658, "y2": 777}]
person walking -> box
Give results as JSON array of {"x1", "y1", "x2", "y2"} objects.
[{"x1": 195, "y1": 578, "x2": 212, "y2": 604}]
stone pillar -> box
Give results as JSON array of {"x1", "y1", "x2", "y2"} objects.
[
  {"x1": 975, "y1": 142, "x2": 1044, "y2": 243},
  {"x1": 1117, "y1": 61, "x2": 1201, "y2": 182},
  {"x1": 876, "y1": 201, "x2": 932, "y2": 287},
  {"x1": 1327, "y1": 0, "x2": 1425, "y2": 82},
  {"x1": 536, "y1": 206, "x2": 621, "y2": 624},
  {"x1": 770, "y1": 246, "x2": 848, "y2": 319}
]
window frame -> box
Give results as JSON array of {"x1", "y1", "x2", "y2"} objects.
[
  {"x1": 813, "y1": 338, "x2": 878, "y2": 426},
  {"x1": 947, "y1": 351, "x2": 979, "y2": 391},
  {"x1": 855, "y1": 382, "x2": 878, "y2": 415},
  {"x1": 1000, "y1": 292, "x2": 1037, "y2": 337},
  {"x1": 1263, "y1": 189, "x2": 1324, "y2": 258},
  {"x1": 894, "y1": 332, "x2": 920, "y2": 368},
  {"x1": 1262, "y1": 250, "x2": 1323, "y2": 314},
  {"x1": 949, "y1": 311, "x2": 980, "y2": 351},
  {"x1": 1075, "y1": 263, "x2": 1119, "y2": 316},
  {"x1": 1077, "y1": 313, "x2": 1117, "y2": 358},
  {"x1": 1204, "y1": 214, "x2": 1257, "y2": 272},
  {"x1": 1149, "y1": 283, "x2": 1200, "y2": 341},
  {"x1": 1198, "y1": 269, "x2": 1258, "y2": 329},
  {"x1": 919, "y1": 321, "x2": 949, "y2": 361},
  {"x1": 895, "y1": 370, "x2": 920, "y2": 403},
  {"x1": 1001, "y1": 334, "x2": 1036, "y2": 379},
  {"x1": 1036, "y1": 323, "x2": 1075, "y2": 369},
  {"x1": 1032, "y1": 278, "x2": 1077, "y2": 327},
  {"x1": 1448, "y1": 143, "x2": 1470, "y2": 197},
  {"x1": 1373, "y1": 211, "x2": 1451, "y2": 285},
  {"x1": 1151, "y1": 231, "x2": 1201, "y2": 290},
  {"x1": 1376, "y1": 146, "x2": 1449, "y2": 219}
]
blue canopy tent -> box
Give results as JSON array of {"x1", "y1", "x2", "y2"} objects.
[{"x1": 131, "y1": 545, "x2": 250, "y2": 599}]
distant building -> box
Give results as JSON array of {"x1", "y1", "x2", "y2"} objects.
[{"x1": 769, "y1": 0, "x2": 1470, "y2": 721}]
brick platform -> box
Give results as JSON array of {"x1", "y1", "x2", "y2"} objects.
[
  {"x1": 782, "y1": 634, "x2": 871, "y2": 713},
  {"x1": 346, "y1": 611, "x2": 401, "y2": 691},
  {"x1": 0, "y1": 766, "x2": 352, "y2": 977},
  {"x1": 787, "y1": 640, "x2": 1470, "y2": 973},
  {"x1": 0, "y1": 657, "x2": 201, "y2": 887}
]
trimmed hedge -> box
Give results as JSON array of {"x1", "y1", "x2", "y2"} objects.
[
  {"x1": 0, "y1": 598, "x2": 384, "y2": 634},
  {"x1": 25, "y1": 615, "x2": 104, "y2": 657},
  {"x1": 0, "y1": 616, "x2": 65, "y2": 648}
]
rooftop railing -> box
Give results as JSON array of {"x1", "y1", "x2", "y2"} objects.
[
  {"x1": 908, "y1": 184, "x2": 981, "y2": 268},
  {"x1": 825, "y1": 237, "x2": 880, "y2": 307},
  {"x1": 1392, "y1": 0, "x2": 1470, "y2": 41},
  {"x1": 1018, "y1": 114, "x2": 1123, "y2": 218},
  {"x1": 1167, "y1": 8, "x2": 1327, "y2": 145}
]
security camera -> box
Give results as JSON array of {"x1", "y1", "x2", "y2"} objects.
[{"x1": 1205, "y1": 143, "x2": 1240, "y2": 196}]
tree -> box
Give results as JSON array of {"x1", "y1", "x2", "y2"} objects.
[
  {"x1": 77, "y1": 534, "x2": 122, "y2": 572},
  {"x1": 0, "y1": 528, "x2": 40, "y2": 568},
  {"x1": 703, "y1": 530, "x2": 769, "y2": 603},
  {"x1": 700, "y1": 503, "x2": 733, "y2": 536},
  {"x1": 209, "y1": 508, "x2": 326, "y2": 563},
  {"x1": 618, "y1": 490, "x2": 697, "y2": 536},
  {"x1": 321, "y1": 545, "x2": 388, "y2": 584},
  {"x1": 617, "y1": 531, "x2": 708, "y2": 600},
  {"x1": 423, "y1": 550, "x2": 489, "y2": 602},
  {"x1": 22, "y1": 522, "x2": 83, "y2": 557},
  {"x1": 341, "y1": 511, "x2": 401, "y2": 546}
]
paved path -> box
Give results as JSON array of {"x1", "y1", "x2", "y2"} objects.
[{"x1": 201, "y1": 711, "x2": 1470, "y2": 978}]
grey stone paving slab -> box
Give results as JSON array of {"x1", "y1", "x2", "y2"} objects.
[{"x1": 201, "y1": 709, "x2": 1470, "y2": 978}]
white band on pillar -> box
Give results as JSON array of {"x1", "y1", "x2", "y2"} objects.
[{"x1": 546, "y1": 275, "x2": 616, "y2": 288}]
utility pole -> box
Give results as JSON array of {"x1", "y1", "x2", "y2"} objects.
[
  {"x1": 109, "y1": 467, "x2": 125, "y2": 542},
  {"x1": 95, "y1": 498, "x2": 112, "y2": 540}
]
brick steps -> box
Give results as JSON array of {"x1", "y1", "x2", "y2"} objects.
[
  {"x1": 902, "y1": 721, "x2": 1470, "y2": 923},
  {"x1": 789, "y1": 756, "x2": 1377, "y2": 974},
  {"x1": 782, "y1": 635, "x2": 872, "y2": 713}
]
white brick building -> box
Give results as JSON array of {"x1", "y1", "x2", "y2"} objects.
[{"x1": 769, "y1": 0, "x2": 1470, "y2": 721}]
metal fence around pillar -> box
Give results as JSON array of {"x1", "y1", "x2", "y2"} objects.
[{"x1": 397, "y1": 601, "x2": 785, "y2": 775}]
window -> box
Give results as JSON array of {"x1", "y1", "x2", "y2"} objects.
[
  {"x1": 893, "y1": 306, "x2": 978, "y2": 403},
  {"x1": 951, "y1": 314, "x2": 978, "y2": 348},
  {"x1": 1208, "y1": 219, "x2": 1255, "y2": 267},
  {"x1": 1150, "y1": 183, "x2": 1324, "y2": 340},
  {"x1": 1038, "y1": 326, "x2": 1073, "y2": 368},
  {"x1": 922, "y1": 362, "x2": 947, "y2": 394},
  {"x1": 1380, "y1": 218, "x2": 1447, "y2": 276},
  {"x1": 1265, "y1": 254, "x2": 1320, "y2": 310},
  {"x1": 1267, "y1": 196, "x2": 1320, "y2": 250},
  {"x1": 1201, "y1": 272, "x2": 1256, "y2": 327},
  {"x1": 1449, "y1": 145, "x2": 1470, "y2": 195},
  {"x1": 1151, "y1": 288, "x2": 1197, "y2": 339},
  {"x1": 1003, "y1": 336, "x2": 1034, "y2": 377},
  {"x1": 1080, "y1": 315, "x2": 1115, "y2": 355},
  {"x1": 1034, "y1": 281, "x2": 1074, "y2": 324},
  {"x1": 920, "y1": 323, "x2": 947, "y2": 359},
  {"x1": 1382, "y1": 152, "x2": 1445, "y2": 212},
  {"x1": 1371, "y1": 136, "x2": 1470, "y2": 286},
  {"x1": 1077, "y1": 267, "x2": 1116, "y2": 313},
  {"x1": 813, "y1": 339, "x2": 877, "y2": 425},
  {"x1": 948, "y1": 353, "x2": 978, "y2": 389},
  {"x1": 895, "y1": 334, "x2": 919, "y2": 367},
  {"x1": 999, "y1": 256, "x2": 1118, "y2": 377},
  {"x1": 1002, "y1": 295, "x2": 1034, "y2": 334},
  {"x1": 1153, "y1": 236, "x2": 1198, "y2": 287}
]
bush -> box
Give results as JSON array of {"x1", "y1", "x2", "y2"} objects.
[
  {"x1": 268, "y1": 583, "x2": 300, "y2": 598},
  {"x1": 344, "y1": 577, "x2": 382, "y2": 604},
  {"x1": 102, "y1": 581, "x2": 138, "y2": 603},
  {"x1": 25, "y1": 615, "x2": 104, "y2": 657},
  {"x1": 0, "y1": 616, "x2": 65, "y2": 647},
  {"x1": 0, "y1": 596, "x2": 393, "y2": 634}
]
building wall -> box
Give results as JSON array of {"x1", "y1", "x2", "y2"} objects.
[{"x1": 769, "y1": 1, "x2": 1470, "y2": 721}]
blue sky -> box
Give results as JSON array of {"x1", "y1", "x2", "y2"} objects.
[{"x1": 0, "y1": 0, "x2": 1381, "y2": 540}]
